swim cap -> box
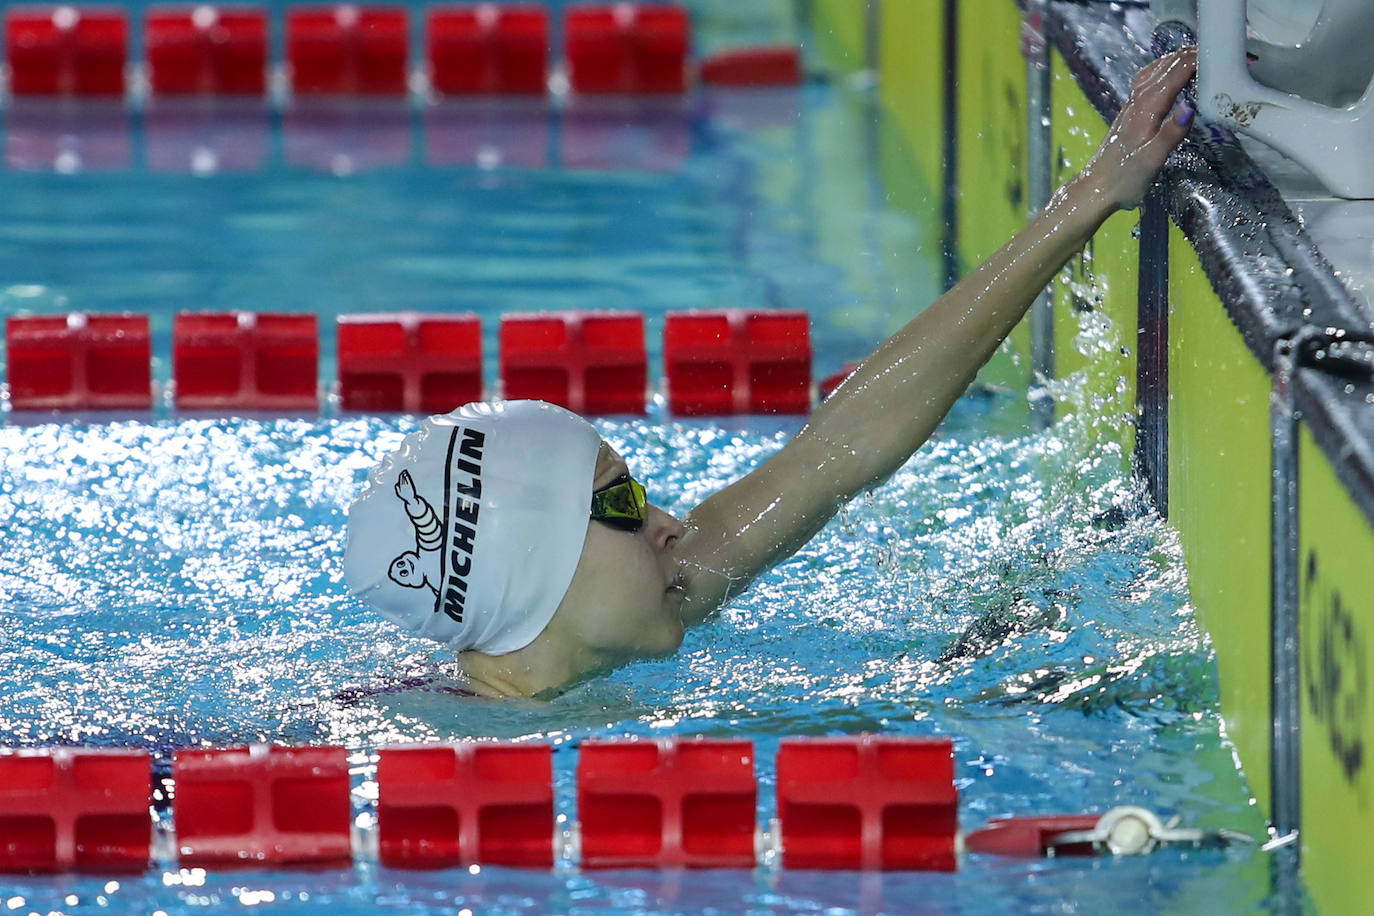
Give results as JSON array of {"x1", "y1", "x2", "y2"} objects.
[{"x1": 343, "y1": 400, "x2": 601, "y2": 655}]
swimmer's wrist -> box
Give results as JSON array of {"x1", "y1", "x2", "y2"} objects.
[
  {"x1": 1052, "y1": 170, "x2": 1120, "y2": 219},
  {"x1": 1040, "y1": 172, "x2": 1121, "y2": 242}
]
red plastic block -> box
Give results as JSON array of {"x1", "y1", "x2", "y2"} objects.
[
  {"x1": 377, "y1": 743, "x2": 553, "y2": 869},
  {"x1": 565, "y1": 4, "x2": 688, "y2": 94},
  {"x1": 427, "y1": 4, "x2": 548, "y2": 95},
  {"x1": 663, "y1": 310, "x2": 811, "y2": 415},
  {"x1": 6, "y1": 313, "x2": 152, "y2": 410},
  {"x1": 964, "y1": 815, "x2": 1099, "y2": 858},
  {"x1": 776, "y1": 735, "x2": 958, "y2": 871},
  {"x1": 338, "y1": 312, "x2": 482, "y2": 413},
  {"x1": 173, "y1": 311, "x2": 319, "y2": 410},
  {"x1": 578, "y1": 737, "x2": 756, "y2": 869},
  {"x1": 146, "y1": 6, "x2": 268, "y2": 95},
  {"x1": 4, "y1": 6, "x2": 127, "y2": 97},
  {"x1": 0, "y1": 748, "x2": 151, "y2": 873},
  {"x1": 699, "y1": 45, "x2": 801, "y2": 87},
  {"x1": 500, "y1": 311, "x2": 646, "y2": 414},
  {"x1": 287, "y1": 5, "x2": 409, "y2": 95},
  {"x1": 173, "y1": 745, "x2": 350, "y2": 868}
]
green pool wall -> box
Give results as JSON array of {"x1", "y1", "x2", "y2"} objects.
[
  {"x1": 954, "y1": 0, "x2": 1033, "y2": 394},
  {"x1": 1166, "y1": 228, "x2": 1274, "y2": 815},
  {"x1": 1048, "y1": 51, "x2": 1140, "y2": 468},
  {"x1": 1298, "y1": 424, "x2": 1374, "y2": 915}
]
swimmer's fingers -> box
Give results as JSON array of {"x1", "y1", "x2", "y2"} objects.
[
  {"x1": 1122, "y1": 49, "x2": 1196, "y2": 135},
  {"x1": 1136, "y1": 98, "x2": 1194, "y2": 173},
  {"x1": 1082, "y1": 50, "x2": 1194, "y2": 208},
  {"x1": 395, "y1": 469, "x2": 416, "y2": 499},
  {"x1": 1126, "y1": 52, "x2": 1196, "y2": 175}
]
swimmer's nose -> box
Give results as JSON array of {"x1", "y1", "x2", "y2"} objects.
[{"x1": 645, "y1": 504, "x2": 685, "y2": 551}]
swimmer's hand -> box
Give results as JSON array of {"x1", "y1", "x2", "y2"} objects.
[
  {"x1": 1072, "y1": 48, "x2": 1195, "y2": 212},
  {"x1": 395, "y1": 469, "x2": 418, "y2": 505}
]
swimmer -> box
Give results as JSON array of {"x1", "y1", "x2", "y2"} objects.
[{"x1": 345, "y1": 50, "x2": 1198, "y2": 699}]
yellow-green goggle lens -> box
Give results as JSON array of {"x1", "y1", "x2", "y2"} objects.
[{"x1": 590, "y1": 477, "x2": 647, "y2": 531}]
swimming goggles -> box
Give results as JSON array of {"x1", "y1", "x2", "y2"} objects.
[{"x1": 590, "y1": 473, "x2": 648, "y2": 532}]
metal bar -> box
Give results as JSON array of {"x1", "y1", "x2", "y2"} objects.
[
  {"x1": 1269, "y1": 334, "x2": 1303, "y2": 861},
  {"x1": 1135, "y1": 184, "x2": 1170, "y2": 516},
  {"x1": 940, "y1": 0, "x2": 960, "y2": 293},
  {"x1": 1024, "y1": 0, "x2": 1055, "y2": 423},
  {"x1": 863, "y1": 0, "x2": 879, "y2": 77}
]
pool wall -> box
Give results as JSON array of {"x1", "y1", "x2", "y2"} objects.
[{"x1": 812, "y1": 1, "x2": 1374, "y2": 912}]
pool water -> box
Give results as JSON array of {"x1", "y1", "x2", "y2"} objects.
[{"x1": 0, "y1": 3, "x2": 1282, "y2": 913}]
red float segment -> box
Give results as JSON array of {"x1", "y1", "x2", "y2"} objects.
[
  {"x1": 578, "y1": 737, "x2": 756, "y2": 869},
  {"x1": 6, "y1": 313, "x2": 152, "y2": 410},
  {"x1": 0, "y1": 748, "x2": 151, "y2": 873},
  {"x1": 663, "y1": 310, "x2": 812, "y2": 415},
  {"x1": 499, "y1": 311, "x2": 647, "y2": 415},
  {"x1": 145, "y1": 6, "x2": 268, "y2": 96},
  {"x1": 377, "y1": 743, "x2": 554, "y2": 869},
  {"x1": 427, "y1": 4, "x2": 548, "y2": 95},
  {"x1": 964, "y1": 815, "x2": 1099, "y2": 858},
  {"x1": 172, "y1": 311, "x2": 319, "y2": 410},
  {"x1": 776, "y1": 735, "x2": 958, "y2": 871},
  {"x1": 338, "y1": 313, "x2": 482, "y2": 413},
  {"x1": 287, "y1": 5, "x2": 409, "y2": 96},
  {"x1": 4, "y1": 6, "x2": 128, "y2": 97},
  {"x1": 172, "y1": 745, "x2": 351, "y2": 868},
  {"x1": 698, "y1": 45, "x2": 802, "y2": 87},
  {"x1": 564, "y1": 4, "x2": 689, "y2": 95}
]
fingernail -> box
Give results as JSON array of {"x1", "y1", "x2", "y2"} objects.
[{"x1": 1176, "y1": 102, "x2": 1195, "y2": 127}]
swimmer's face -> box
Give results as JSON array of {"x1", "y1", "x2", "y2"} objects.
[
  {"x1": 389, "y1": 552, "x2": 423, "y2": 588},
  {"x1": 552, "y1": 441, "x2": 687, "y2": 664}
]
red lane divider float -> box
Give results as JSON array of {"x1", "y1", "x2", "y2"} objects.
[
  {"x1": 698, "y1": 45, "x2": 802, "y2": 87},
  {"x1": 664, "y1": 309, "x2": 812, "y2": 415},
  {"x1": 4, "y1": 6, "x2": 127, "y2": 97},
  {"x1": 173, "y1": 744, "x2": 351, "y2": 868},
  {"x1": 287, "y1": 4, "x2": 409, "y2": 96},
  {"x1": 427, "y1": 3, "x2": 549, "y2": 96},
  {"x1": 578, "y1": 737, "x2": 756, "y2": 868},
  {"x1": 964, "y1": 815, "x2": 1099, "y2": 857},
  {"x1": 6, "y1": 313, "x2": 152, "y2": 411},
  {"x1": 173, "y1": 311, "x2": 319, "y2": 410},
  {"x1": 565, "y1": 3, "x2": 689, "y2": 95},
  {"x1": 337, "y1": 312, "x2": 482, "y2": 413},
  {"x1": 0, "y1": 737, "x2": 1222, "y2": 875},
  {"x1": 0, "y1": 748, "x2": 151, "y2": 873},
  {"x1": 146, "y1": 6, "x2": 269, "y2": 96},
  {"x1": 377, "y1": 743, "x2": 554, "y2": 869},
  {"x1": 776, "y1": 735, "x2": 959, "y2": 871},
  {"x1": 3, "y1": 5, "x2": 782, "y2": 103},
  {"x1": 1, "y1": 308, "x2": 821, "y2": 416},
  {"x1": 500, "y1": 311, "x2": 647, "y2": 415}
]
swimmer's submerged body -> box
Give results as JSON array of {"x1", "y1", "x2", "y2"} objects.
[{"x1": 344, "y1": 50, "x2": 1199, "y2": 700}]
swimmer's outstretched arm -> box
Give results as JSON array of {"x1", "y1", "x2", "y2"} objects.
[{"x1": 676, "y1": 50, "x2": 1196, "y2": 624}]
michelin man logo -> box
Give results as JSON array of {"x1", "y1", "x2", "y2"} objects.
[
  {"x1": 386, "y1": 426, "x2": 486, "y2": 624},
  {"x1": 388, "y1": 469, "x2": 442, "y2": 596}
]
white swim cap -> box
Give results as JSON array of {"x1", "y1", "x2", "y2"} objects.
[{"x1": 344, "y1": 400, "x2": 601, "y2": 655}]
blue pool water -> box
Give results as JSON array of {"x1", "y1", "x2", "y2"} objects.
[{"x1": 0, "y1": 3, "x2": 1281, "y2": 913}]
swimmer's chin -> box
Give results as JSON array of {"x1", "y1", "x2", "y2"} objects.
[
  {"x1": 461, "y1": 622, "x2": 685, "y2": 700},
  {"x1": 535, "y1": 639, "x2": 686, "y2": 700}
]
